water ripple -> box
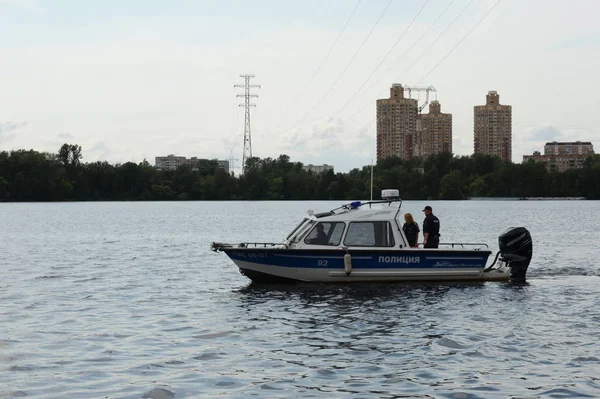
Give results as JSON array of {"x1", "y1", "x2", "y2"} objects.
[{"x1": 1, "y1": 201, "x2": 600, "y2": 398}]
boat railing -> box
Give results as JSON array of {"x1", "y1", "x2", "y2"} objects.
[
  {"x1": 417, "y1": 242, "x2": 489, "y2": 249},
  {"x1": 328, "y1": 198, "x2": 402, "y2": 214},
  {"x1": 211, "y1": 242, "x2": 287, "y2": 251},
  {"x1": 240, "y1": 242, "x2": 287, "y2": 248}
]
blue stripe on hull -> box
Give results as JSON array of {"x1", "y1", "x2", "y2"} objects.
[{"x1": 224, "y1": 249, "x2": 490, "y2": 270}]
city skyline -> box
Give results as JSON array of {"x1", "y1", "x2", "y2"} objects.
[{"x1": 1, "y1": 0, "x2": 599, "y2": 173}]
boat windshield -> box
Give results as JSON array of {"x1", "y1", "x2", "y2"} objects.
[
  {"x1": 286, "y1": 218, "x2": 309, "y2": 240},
  {"x1": 290, "y1": 220, "x2": 316, "y2": 243}
]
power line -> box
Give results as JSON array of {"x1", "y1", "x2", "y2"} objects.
[
  {"x1": 228, "y1": 85, "x2": 242, "y2": 174},
  {"x1": 340, "y1": 0, "x2": 456, "y2": 113},
  {"x1": 396, "y1": 0, "x2": 475, "y2": 81},
  {"x1": 285, "y1": 0, "x2": 431, "y2": 152},
  {"x1": 279, "y1": 0, "x2": 393, "y2": 136},
  {"x1": 417, "y1": 0, "x2": 502, "y2": 84},
  {"x1": 284, "y1": 0, "x2": 503, "y2": 154},
  {"x1": 303, "y1": 0, "x2": 503, "y2": 161},
  {"x1": 278, "y1": 0, "x2": 362, "y2": 114},
  {"x1": 324, "y1": 0, "x2": 431, "y2": 121},
  {"x1": 346, "y1": 0, "x2": 475, "y2": 120},
  {"x1": 301, "y1": 0, "x2": 442, "y2": 128}
]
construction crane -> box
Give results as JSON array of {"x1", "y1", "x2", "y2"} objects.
[{"x1": 403, "y1": 85, "x2": 437, "y2": 113}]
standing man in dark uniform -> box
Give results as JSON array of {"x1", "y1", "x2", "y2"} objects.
[{"x1": 422, "y1": 205, "x2": 440, "y2": 248}]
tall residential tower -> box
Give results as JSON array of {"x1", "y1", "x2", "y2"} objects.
[
  {"x1": 376, "y1": 84, "x2": 418, "y2": 160},
  {"x1": 417, "y1": 100, "x2": 452, "y2": 157},
  {"x1": 474, "y1": 91, "x2": 512, "y2": 162}
]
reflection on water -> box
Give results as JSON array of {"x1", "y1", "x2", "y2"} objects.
[
  {"x1": 1, "y1": 201, "x2": 600, "y2": 398},
  {"x1": 236, "y1": 282, "x2": 460, "y2": 309}
]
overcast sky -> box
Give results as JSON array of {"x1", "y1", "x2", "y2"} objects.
[{"x1": 1, "y1": 0, "x2": 599, "y2": 173}]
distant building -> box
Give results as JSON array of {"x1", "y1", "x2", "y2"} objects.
[
  {"x1": 303, "y1": 164, "x2": 334, "y2": 174},
  {"x1": 544, "y1": 141, "x2": 594, "y2": 157},
  {"x1": 474, "y1": 91, "x2": 512, "y2": 162},
  {"x1": 155, "y1": 154, "x2": 187, "y2": 171},
  {"x1": 155, "y1": 155, "x2": 229, "y2": 173},
  {"x1": 216, "y1": 160, "x2": 230, "y2": 174},
  {"x1": 188, "y1": 158, "x2": 230, "y2": 173},
  {"x1": 377, "y1": 84, "x2": 418, "y2": 160},
  {"x1": 523, "y1": 142, "x2": 595, "y2": 172},
  {"x1": 416, "y1": 100, "x2": 452, "y2": 158}
]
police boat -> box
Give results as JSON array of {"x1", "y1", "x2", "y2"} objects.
[{"x1": 211, "y1": 190, "x2": 533, "y2": 283}]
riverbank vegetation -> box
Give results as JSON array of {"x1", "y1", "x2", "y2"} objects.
[{"x1": 1, "y1": 144, "x2": 599, "y2": 201}]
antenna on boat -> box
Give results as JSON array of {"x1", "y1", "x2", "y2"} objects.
[{"x1": 370, "y1": 159, "x2": 374, "y2": 201}]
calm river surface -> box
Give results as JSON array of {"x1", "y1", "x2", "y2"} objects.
[{"x1": 1, "y1": 200, "x2": 600, "y2": 399}]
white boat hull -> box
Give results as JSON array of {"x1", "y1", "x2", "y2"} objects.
[{"x1": 227, "y1": 253, "x2": 511, "y2": 283}]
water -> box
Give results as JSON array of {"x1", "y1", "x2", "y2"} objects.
[{"x1": 1, "y1": 200, "x2": 600, "y2": 398}]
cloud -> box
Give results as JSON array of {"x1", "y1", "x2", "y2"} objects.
[
  {"x1": 282, "y1": 118, "x2": 346, "y2": 153},
  {"x1": 42, "y1": 132, "x2": 77, "y2": 152},
  {"x1": 57, "y1": 133, "x2": 74, "y2": 140},
  {"x1": 87, "y1": 142, "x2": 112, "y2": 161},
  {"x1": 221, "y1": 136, "x2": 237, "y2": 150},
  {"x1": 276, "y1": 116, "x2": 375, "y2": 170},
  {"x1": 0, "y1": 121, "x2": 27, "y2": 134},
  {"x1": 0, "y1": 0, "x2": 41, "y2": 12},
  {"x1": 452, "y1": 135, "x2": 468, "y2": 154},
  {"x1": 527, "y1": 125, "x2": 562, "y2": 141},
  {"x1": 84, "y1": 141, "x2": 148, "y2": 165},
  {"x1": 551, "y1": 33, "x2": 600, "y2": 51},
  {"x1": 0, "y1": 121, "x2": 27, "y2": 143}
]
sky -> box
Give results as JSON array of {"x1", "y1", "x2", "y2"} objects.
[{"x1": 1, "y1": 0, "x2": 599, "y2": 174}]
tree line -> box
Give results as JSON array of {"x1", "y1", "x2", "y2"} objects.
[{"x1": 1, "y1": 143, "x2": 599, "y2": 202}]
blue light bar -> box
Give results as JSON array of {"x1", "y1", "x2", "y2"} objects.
[{"x1": 350, "y1": 201, "x2": 362, "y2": 209}]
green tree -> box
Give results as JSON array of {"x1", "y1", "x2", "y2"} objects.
[
  {"x1": 439, "y1": 170, "x2": 464, "y2": 200},
  {"x1": 58, "y1": 143, "x2": 82, "y2": 166},
  {"x1": 468, "y1": 176, "x2": 489, "y2": 197},
  {"x1": 2, "y1": 146, "x2": 600, "y2": 202}
]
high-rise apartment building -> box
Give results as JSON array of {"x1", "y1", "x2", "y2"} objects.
[
  {"x1": 376, "y1": 84, "x2": 418, "y2": 160},
  {"x1": 474, "y1": 91, "x2": 512, "y2": 162},
  {"x1": 416, "y1": 100, "x2": 452, "y2": 158}
]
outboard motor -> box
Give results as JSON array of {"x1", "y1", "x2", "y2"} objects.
[{"x1": 498, "y1": 227, "x2": 533, "y2": 281}]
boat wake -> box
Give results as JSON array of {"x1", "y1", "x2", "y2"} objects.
[{"x1": 527, "y1": 266, "x2": 600, "y2": 278}]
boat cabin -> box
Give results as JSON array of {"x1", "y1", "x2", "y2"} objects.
[{"x1": 284, "y1": 190, "x2": 411, "y2": 250}]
